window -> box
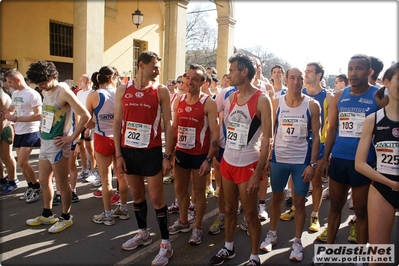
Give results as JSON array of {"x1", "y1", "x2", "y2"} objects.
[
  {"x1": 132, "y1": 39, "x2": 148, "y2": 78},
  {"x1": 50, "y1": 20, "x2": 73, "y2": 58}
]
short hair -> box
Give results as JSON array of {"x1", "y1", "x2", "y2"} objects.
[
  {"x1": 307, "y1": 62, "x2": 325, "y2": 80},
  {"x1": 370, "y1": 56, "x2": 384, "y2": 81},
  {"x1": 4, "y1": 69, "x2": 23, "y2": 79},
  {"x1": 228, "y1": 53, "x2": 256, "y2": 80},
  {"x1": 206, "y1": 67, "x2": 218, "y2": 76},
  {"x1": 270, "y1": 64, "x2": 285, "y2": 75},
  {"x1": 138, "y1": 51, "x2": 162, "y2": 65},
  {"x1": 188, "y1": 64, "x2": 207, "y2": 82},
  {"x1": 26, "y1": 60, "x2": 59, "y2": 83},
  {"x1": 350, "y1": 54, "x2": 371, "y2": 70},
  {"x1": 91, "y1": 66, "x2": 119, "y2": 90},
  {"x1": 336, "y1": 74, "x2": 348, "y2": 86}
]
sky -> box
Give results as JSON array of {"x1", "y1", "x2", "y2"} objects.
[{"x1": 188, "y1": 1, "x2": 398, "y2": 76}]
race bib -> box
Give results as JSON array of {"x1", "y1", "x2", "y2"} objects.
[
  {"x1": 281, "y1": 118, "x2": 307, "y2": 141},
  {"x1": 375, "y1": 141, "x2": 399, "y2": 176},
  {"x1": 14, "y1": 104, "x2": 22, "y2": 117},
  {"x1": 177, "y1": 126, "x2": 196, "y2": 149},
  {"x1": 338, "y1": 112, "x2": 365, "y2": 138},
  {"x1": 123, "y1": 121, "x2": 151, "y2": 148},
  {"x1": 226, "y1": 121, "x2": 249, "y2": 150},
  {"x1": 41, "y1": 110, "x2": 54, "y2": 133}
]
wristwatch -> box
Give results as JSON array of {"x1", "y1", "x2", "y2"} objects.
[
  {"x1": 310, "y1": 163, "x2": 318, "y2": 169},
  {"x1": 163, "y1": 153, "x2": 172, "y2": 160},
  {"x1": 205, "y1": 157, "x2": 212, "y2": 164}
]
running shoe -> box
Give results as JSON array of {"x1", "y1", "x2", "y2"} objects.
[
  {"x1": 316, "y1": 227, "x2": 328, "y2": 242},
  {"x1": 48, "y1": 216, "x2": 73, "y2": 233},
  {"x1": 2, "y1": 183, "x2": 18, "y2": 194},
  {"x1": 26, "y1": 215, "x2": 58, "y2": 226},
  {"x1": 122, "y1": 231, "x2": 152, "y2": 250},
  {"x1": 111, "y1": 193, "x2": 121, "y2": 205},
  {"x1": 280, "y1": 207, "x2": 295, "y2": 221},
  {"x1": 72, "y1": 191, "x2": 80, "y2": 203},
  {"x1": 151, "y1": 243, "x2": 173, "y2": 266},
  {"x1": 112, "y1": 205, "x2": 130, "y2": 220},
  {"x1": 209, "y1": 247, "x2": 235, "y2": 266},
  {"x1": 188, "y1": 227, "x2": 203, "y2": 245},
  {"x1": 260, "y1": 231, "x2": 277, "y2": 252},
  {"x1": 258, "y1": 203, "x2": 268, "y2": 221},
  {"x1": 284, "y1": 188, "x2": 292, "y2": 202},
  {"x1": 93, "y1": 189, "x2": 102, "y2": 198},
  {"x1": 208, "y1": 216, "x2": 224, "y2": 235},
  {"x1": 309, "y1": 215, "x2": 320, "y2": 232},
  {"x1": 322, "y1": 187, "x2": 329, "y2": 200},
  {"x1": 26, "y1": 187, "x2": 41, "y2": 203},
  {"x1": 52, "y1": 194, "x2": 61, "y2": 206},
  {"x1": 169, "y1": 219, "x2": 191, "y2": 235},
  {"x1": 168, "y1": 202, "x2": 179, "y2": 214},
  {"x1": 20, "y1": 187, "x2": 33, "y2": 200},
  {"x1": 93, "y1": 212, "x2": 115, "y2": 226},
  {"x1": 289, "y1": 241, "x2": 303, "y2": 261}
]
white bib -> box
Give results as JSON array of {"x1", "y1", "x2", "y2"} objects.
[
  {"x1": 177, "y1": 126, "x2": 196, "y2": 149},
  {"x1": 123, "y1": 121, "x2": 151, "y2": 148},
  {"x1": 41, "y1": 110, "x2": 54, "y2": 133},
  {"x1": 281, "y1": 118, "x2": 307, "y2": 141},
  {"x1": 226, "y1": 121, "x2": 249, "y2": 150},
  {"x1": 375, "y1": 141, "x2": 399, "y2": 176},
  {"x1": 338, "y1": 112, "x2": 365, "y2": 138}
]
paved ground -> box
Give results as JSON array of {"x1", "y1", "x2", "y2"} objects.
[{"x1": 1, "y1": 148, "x2": 398, "y2": 266}]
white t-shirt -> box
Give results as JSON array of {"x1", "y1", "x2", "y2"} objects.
[
  {"x1": 77, "y1": 89, "x2": 93, "y2": 108},
  {"x1": 11, "y1": 87, "x2": 42, "y2": 134}
]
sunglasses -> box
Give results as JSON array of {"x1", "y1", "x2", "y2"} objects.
[{"x1": 176, "y1": 80, "x2": 182, "y2": 83}]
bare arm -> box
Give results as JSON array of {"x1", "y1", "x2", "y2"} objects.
[
  {"x1": 198, "y1": 98, "x2": 219, "y2": 176},
  {"x1": 355, "y1": 114, "x2": 398, "y2": 191},
  {"x1": 85, "y1": 92, "x2": 97, "y2": 130},
  {"x1": 5, "y1": 105, "x2": 42, "y2": 123},
  {"x1": 59, "y1": 87, "x2": 91, "y2": 142},
  {"x1": 171, "y1": 94, "x2": 181, "y2": 152},
  {"x1": 158, "y1": 85, "x2": 173, "y2": 176},
  {"x1": 113, "y1": 84, "x2": 126, "y2": 173},
  {"x1": 247, "y1": 94, "x2": 273, "y2": 194},
  {"x1": 320, "y1": 90, "x2": 341, "y2": 177},
  {"x1": 302, "y1": 99, "x2": 321, "y2": 182}
]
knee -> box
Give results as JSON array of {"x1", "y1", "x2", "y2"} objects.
[
  {"x1": 353, "y1": 205, "x2": 367, "y2": 219},
  {"x1": 271, "y1": 193, "x2": 284, "y2": 206},
  {"x1": 224, "y1": 204, "x2": 237, "y2": 217},
  {"x1": 17, "y1": 159, "x2": 28, "y2": 168}
]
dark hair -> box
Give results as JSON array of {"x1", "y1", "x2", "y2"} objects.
[
  {"x1": 26, "y1": 60, "x2": 59, "y2": 84},
  {"x1": 336, "y1": 74, "x2": 348, "y2": 86},
  {"x1": 91, "y1": 66, "x2": 119, "y2": 90},
  {"x1": 350, "y1": 54, "x2": 371, "y2": 70},
  {"x1": 211, "y1": 74, "x2": 220, "y2": 83},
  {"x1": 370, "y1": 56, "x2": 384, "y2": 81},
  {"x1": 206, "y1": 67, "x2": 218, "y2": 75},
  {"x1": 222, "y1": 73, "x2": 228, "y2": 79},
  {"x1": 270, "y1": 64, "x2": 285, "y2": 75},
  {"x1": 228, "y1": 53, "x2": 256, "y2": 80},
  {"x1": 138, "y1": 51, "x2": 162, "y2": 65},
  {"x1": 307, "y1": 62, "x2": 325, "y2": 80},
  {"x1": 188, "y1": 64, "x2": 207, "y2": 82},
  {"x1": 375, "y1": 62, "x2": 398, "y2": 100},
  {"x1": 205, "y1": 73, "x2": 212, "y2": 85}
]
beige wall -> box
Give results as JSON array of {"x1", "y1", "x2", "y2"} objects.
[
  {"x1": 103, "y1": 1, "x2": 164, "y2": 81},
  {"x1": 1, "y1": 1, "x2": 74, "y2": 76},
  {"x1": 0, "y1": 0, "x2": 164, "y2": 84}
]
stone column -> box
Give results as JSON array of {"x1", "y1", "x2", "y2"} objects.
[
  {"x1": 216, "y1": 16, "x2": 236, "y2": 77},
  {"x1": 163, "y1": 0, "x2": 189, "y2": 83},
  {"x1": 73, "y1": 0, "x2": 105, "y2": 83}
]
